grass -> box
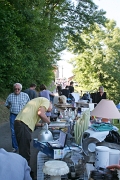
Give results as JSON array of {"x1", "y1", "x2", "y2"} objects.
[
  {"x1": 0, "y1": 97, "x2": 9, "y2": 124},
  {"x1": 113, "y1": 119, "x2": 120, "y2": 133}
]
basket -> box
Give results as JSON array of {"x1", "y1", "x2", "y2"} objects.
[{"x1": 37, "y1": 151, "x2": 52, "y2": 180}]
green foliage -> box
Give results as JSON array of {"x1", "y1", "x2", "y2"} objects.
[
  {"x1": 69, "y1": 20, "x2": 120, "y2": 103},
  {"x1": 0, "y1": 0, "x2": 107, "y2": 91}
]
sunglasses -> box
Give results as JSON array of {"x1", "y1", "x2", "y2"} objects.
[{"x1": 14, "y1": 88, "x2": 20, "y2": 91}]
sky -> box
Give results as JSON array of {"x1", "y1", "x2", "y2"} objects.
[
  {"x1": 57, "y1": 50, "x2": 75, "y2": 78},
  {"x1": 93, "y1": 0, "x2": 120, "y2": 27},
  {"x1": 58, "y1": 0, "x2": 120, "y2": 78}
]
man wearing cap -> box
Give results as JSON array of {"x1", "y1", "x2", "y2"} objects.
[{"x1": 14, "y1": 97, "x2": 52, "y2": 166}]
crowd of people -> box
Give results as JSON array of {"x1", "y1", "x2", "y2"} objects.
[
  {"x1": 1, "y1": 81, "x2": 108, "y2": 180},
  {"x1": 56, "y1": 82, "x2": 107, "y2": 104}
]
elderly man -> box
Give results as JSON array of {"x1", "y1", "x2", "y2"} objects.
[
  {"x1": 14, "y1": 97, "x2": 52, "y2": 166},
  {"x1": 5, "y1": 83, "x2": 30, "y2": 152}
]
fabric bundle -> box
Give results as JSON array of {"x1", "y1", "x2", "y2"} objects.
[{"x1": 74, "y1": 109, "x2": 90, "y2": 144}]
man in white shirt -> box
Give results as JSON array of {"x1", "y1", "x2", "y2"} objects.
[{"x1": 5, "y1": 83, "x2": 30, "y2": 152}]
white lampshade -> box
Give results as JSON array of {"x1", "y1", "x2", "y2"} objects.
[{"x1": 91, "y1": 99, "x2": 120, "y2": 119}]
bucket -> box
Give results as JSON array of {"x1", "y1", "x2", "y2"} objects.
[
  {"x1": 119, "y1": 153, "x2": 120, "y2": 165},
  {"x1": 109, "y1": 149, "x2": 120, "y2": 165},
  {"x1": 95, "y1": 146, "x2": 109, "y2": 170}
]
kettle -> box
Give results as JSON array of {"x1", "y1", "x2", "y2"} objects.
[{"x1": 38, "y1": 123, "x2": 53, "y2": 142}]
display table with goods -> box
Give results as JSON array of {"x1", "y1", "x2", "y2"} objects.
[
  {"x1": 33, "y1": 100, "x2": 120, "y2": 180},
  {"x1": 33, "y1": 110, "x2": 89, "y2": 180}
]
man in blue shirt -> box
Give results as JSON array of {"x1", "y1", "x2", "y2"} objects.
[
  {"x1": 24, "y1": 83, "x2": 38, "y2": 100},
  {"x1": 0, "y1": 148, "x2": 32, "y2": 180}
]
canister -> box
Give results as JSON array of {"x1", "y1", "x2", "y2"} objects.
[
  {"x1": 109, "y1": 149, "x2": 120, "y2": 165},
  {"x1": 95, "y1": 146, "x2": 109, "y2": 170}
]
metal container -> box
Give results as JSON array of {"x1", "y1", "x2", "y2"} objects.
[{"x1": 38, "y1": 123, "x2": 53, "y2": 142}]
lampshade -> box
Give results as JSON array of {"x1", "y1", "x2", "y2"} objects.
[{"x1": 91, "y1": 99, "x2": 120, "y2": 119}]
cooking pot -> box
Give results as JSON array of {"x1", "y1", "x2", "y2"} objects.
[{"x1": 38, "y1": 123, "x2": 53, "y2": 142}]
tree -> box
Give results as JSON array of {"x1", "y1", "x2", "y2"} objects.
[
  {"x1": 70, "y1": 20, "x2": 120, "y2": 103},
  {"x1": 0, "y1": 0, "x2": 107, "y2": 91}
]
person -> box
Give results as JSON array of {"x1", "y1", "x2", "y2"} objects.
[
  {"x1": 5, "y1": 83, "x2": 30, "y2": 152},
  {"x1": 107, "y1": 164, "x2": 120, "y2": 170},
  {"x1": 14, "y1": 97, "x2": 52, "y2": 166},
  {"x1": 24, "y1": 83, "x2": 38, "y2": 100},
  {"x1": 56, "y1": 84, "x2": 62, "y2": 96},
  {"x1": 39, "y1": 84, "x2": 54, "y2": 119},
  {"x1": 39, "y1": 84, "x2": 54, "y2": 102},
  {"x1": 69, "y1": 81, "x2": 74, "y2": 93},
  {"x1": 61, "y1": 86, "x2": 70, "y2": 98},
  {"x1": 95, "y1": 86, "x2": 107, "y2": 104},
  {"x1": 58, "y1": 95, "x2": 67, "y2": 104},
  {"x1": 0, "y1": 148, "x2": 32, "y2": 180}
]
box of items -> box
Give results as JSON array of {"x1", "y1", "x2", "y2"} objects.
[{"x1": 33, "y1": 139, "x2": 70, "y2": 159}]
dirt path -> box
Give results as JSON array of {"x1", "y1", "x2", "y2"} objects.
[{"x1": 0, "y1": 121, "x2": 40, "y2": 179}]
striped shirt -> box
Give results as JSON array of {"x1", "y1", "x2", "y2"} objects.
[{"x1": 5, "y1": 92, "x2": 30, "y2": 114}]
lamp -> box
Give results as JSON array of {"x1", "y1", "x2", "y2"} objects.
[{"x1": 91, "y1": 99, "x2": 120, "y2": 119}]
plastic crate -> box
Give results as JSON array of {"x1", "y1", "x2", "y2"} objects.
[{"x1": 37, "y1": 151, "x2": 52, "y2": 180}]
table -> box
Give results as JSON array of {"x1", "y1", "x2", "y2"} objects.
[{"x1": 54, "y1": 104, "x2": 73, "y2": 111}]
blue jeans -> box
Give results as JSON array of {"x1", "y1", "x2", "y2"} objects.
[{"x1": 10, "y1": 113, "x2": 18, "y2": 150}]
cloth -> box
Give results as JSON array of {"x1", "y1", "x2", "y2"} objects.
[
  {"x1": 24, "y1": 89, "x2": 37, "y2": 100},
  {"x1": 90, "y1": 123, "x2": 117, "y2": 132},
  {"x1": 95, "y1": 92, "x2": 106, "y2": 104},
  {"x1": 10, "y1": 113, "x2": 18, "y2": 150},
  {"x1": 61, "y1": 89, "x2": 70, "y2": 98},
  {"x1": 0, "y1": 148, "x2": 32, "y2": 180},
  {"x1": 15, "y1": 97, "x2": 50, "y2": 131},
  {"x1": 5, "y1": 92, "x2": 30, "y2": 114},
  {"x1": 116, "y1": 103, "x2": 120, "y2": 110},
  {"x1": 39, "y1": 90, "x2": 51, "y2": 100},
  {"x1": 14, "y1": 120, "x2": 32, "y2": 165},
  {"x1": 14, "y1": 97, "x2": 50, "y2": 164},
  {"x1": 39, "y1": 90, "x2": 52, "y2": 117},
  {"x1": 57, "y1": 85, "x2": 62, "y2": 96},
  {"x1": 5, "y1": 92, "x2": 29, "y2": 150},
  {"x1": 74, "y1": 109, "x2": 90, "y2": 144},
  {"x1": 71, "y1": 93, "x2": 80, "y2": 102},
  {"x1": 84, "y1": 129, "x2": 109, "y2": 142},
  {"x1": 69, "y1": 86, "x2": 74, "y2": 93}
]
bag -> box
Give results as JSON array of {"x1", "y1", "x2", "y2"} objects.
[
  {"x1": 104, "y1": 130, "x2": 120, "y2": 144},
  {"x1": 67, "y1": 93, "x2": 75, "y2": 104},
  {"x1": 81, "y1": 93, "x2": 90, "y2": 100}
]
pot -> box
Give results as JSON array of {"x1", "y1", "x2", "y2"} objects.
[{"x1": 38, "y1": 123, "x2": 53, "y2": 142}]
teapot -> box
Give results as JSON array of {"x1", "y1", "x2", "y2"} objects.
[{"x1": 38, "y1": 123, "x2": 53, "y2": 142}]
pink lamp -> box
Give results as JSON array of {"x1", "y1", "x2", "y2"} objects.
[{"x1": 91, "y1": 99, "x2": 120, "y2": 119}]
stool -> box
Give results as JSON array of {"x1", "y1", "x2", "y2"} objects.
[{"x1": 43, "y1": 160, "x2": 69, "y2": 180}]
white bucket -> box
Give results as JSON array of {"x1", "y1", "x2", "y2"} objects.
[
  {"x1": 119, "y1": 153, "x2": 120, "y2": 165},
  {"x1": 109, "y1": 149, "x2": 120, "y2": 165},
  {"x1": 95, "y1": 146, "x2": 109, "y2": 170}
]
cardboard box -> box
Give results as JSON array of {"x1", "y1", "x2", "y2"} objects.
[{"x1": 33, "y1": 139, "x2": 70, "y2": 159}]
